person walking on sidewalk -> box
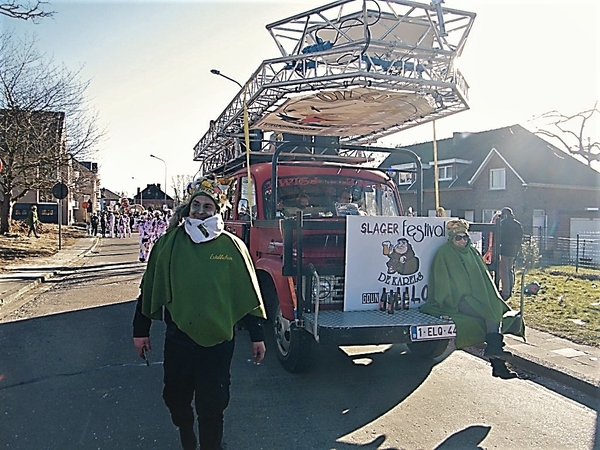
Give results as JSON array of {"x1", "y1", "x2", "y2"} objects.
[
  {"x1": 499, "y1": 207, "x2": 523, "y2": 300},
  {"x1": 132, "y1": 175, "x2": 267, "y2": 450},
  {"x1": 27, "y1": 205, "x2": 40, "y2": 238},
  {"x1": 420, "y1": 219, "x2": 525, "y2": 379}
]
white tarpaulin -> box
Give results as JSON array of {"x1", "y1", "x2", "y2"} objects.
[
  {"x1": 344, "y1": 216, "x2": 450, "y2": 311},
  {"x1": 254, "y1": 87, "x2": 435, "y2": 137}
]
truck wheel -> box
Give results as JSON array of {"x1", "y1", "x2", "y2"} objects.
[
  {"x1": 273, "y1": 304, "x2": 312, "y2": 373},
  {"x1": 407, "y1": 339, "x2": 450, "y2": 359}
]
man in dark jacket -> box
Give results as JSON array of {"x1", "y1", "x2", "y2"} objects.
[
  {"x1": 499, "y1": 207, "x2": 523, "y2": 300},
  {"x1": 90, "y1": 213, "x2": 99, "y2": 236},
  {"x1": 100, "y1": 213, "x2": 107, "y2": 238}
]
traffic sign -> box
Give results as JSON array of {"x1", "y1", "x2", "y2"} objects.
[{"x1": 52, "y1": 182, "x2": 69, "y2": 199}]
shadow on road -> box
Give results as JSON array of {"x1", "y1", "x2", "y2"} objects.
[
  {"x1": 0, "y1": 301, "x2": 450, "y2": 449},
  {"x1": 434, "y1": 425, "x2": 491, "y2": 449}
]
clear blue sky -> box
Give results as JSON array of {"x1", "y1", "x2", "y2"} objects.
[{"x1": 3, "y1": 0, "x2": 598, "y2": 196}]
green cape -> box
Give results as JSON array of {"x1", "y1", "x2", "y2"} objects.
[
  {"x1": 420, "y1": 240, "x2": 525, "y2": 348},
  {"x1": 140, "y1": 226, "x2": 266, "y2": 347}
]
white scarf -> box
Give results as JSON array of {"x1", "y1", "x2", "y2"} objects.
[{"x1": 183, "y1": 215, "x2": 224, "y2": 243}]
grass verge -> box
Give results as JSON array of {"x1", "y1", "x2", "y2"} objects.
[
  {"x1": 507, "y1": 266, "x2": 600, "y2": 348},
  {"x1": 0, "y1": 221, "x2": 85, "y2": 268}
]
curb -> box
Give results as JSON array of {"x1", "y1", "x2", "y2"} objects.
[
  {"x1": 464, "y1": 347, "x2": 599, "y2": 399},
  {"x1": 508, "y1": 351, "x2": 599, "y2": 399}
]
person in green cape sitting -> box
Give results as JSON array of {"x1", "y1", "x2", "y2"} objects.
[
  {"x1": 420, "y1": 219, "x2": 525, "y2": 379},
  {"x1": 132, "y1": 174, "x2": 267, "y2": 450}
]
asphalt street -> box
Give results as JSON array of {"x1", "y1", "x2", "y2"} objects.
[{"x1": 0, "y1": 237, "x2": 597, "y2": 449}]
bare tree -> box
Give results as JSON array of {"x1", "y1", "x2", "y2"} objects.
[
  {"x1": 0, "y1": 32, "x2": 103, "y2": 233},
  {"x1": 171, "y1": 174, "x2": 194, "y2": 207},
  {"x1": 533, "y1": 102, "x2": 600, "y2": 167},
  {"x1": 0, "y1": 0, "x2": 54, "y2": 22}
]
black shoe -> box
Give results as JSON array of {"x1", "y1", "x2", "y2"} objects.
[{"x1": 490, "y1": 358, "x2": 519, "y2": 379}]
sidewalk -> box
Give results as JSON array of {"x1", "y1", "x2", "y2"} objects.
[
  {"x1": 502, "y1": 329, "x2": 599, "y2": 398},
  {"x1": 0, "y1": 235, "x2": 100, "y2": 317},
  {"x1": 0, "y1": 236, "x2": 598, "y2": 398}
]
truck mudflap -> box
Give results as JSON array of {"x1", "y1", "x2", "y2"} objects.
[{"x1": 299, "y1": 309, "x2": 455, "y2": 346}]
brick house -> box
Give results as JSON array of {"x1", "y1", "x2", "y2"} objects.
[
  {"x1": 1, "y1": 108, "x2": 100, "y2": 226},
  {"x1": 133, "y1": 183, "x2": 173, "y2": 211},
  {"x1": 380, "y1": 124, "x2": 599, "y2": 252}
]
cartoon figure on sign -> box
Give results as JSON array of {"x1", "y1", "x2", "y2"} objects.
[{"x1": 383, "y1": 238, "x2": 420, "y2": 275}]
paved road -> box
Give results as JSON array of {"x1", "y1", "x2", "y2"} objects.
[{"x1": 0, "y1": 237, "x2": 597, "y2": 449}]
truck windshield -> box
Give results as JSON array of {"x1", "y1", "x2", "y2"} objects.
[{"x1": 262, "y1": 175, "x2": 400, "y2": 219}]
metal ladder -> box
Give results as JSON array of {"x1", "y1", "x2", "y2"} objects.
[{"x1": 194, "y1": 0, "x2": 476, "y2": 174}]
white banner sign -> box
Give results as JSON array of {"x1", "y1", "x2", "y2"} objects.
[{"x1": 344, "y1": 216, "x2": 450, "y2": 311}]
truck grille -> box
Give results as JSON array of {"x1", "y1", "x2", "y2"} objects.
[{"x1": 311, "y1": 274, "x2": 345, "y2": 306}]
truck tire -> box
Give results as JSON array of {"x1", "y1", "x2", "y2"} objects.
[
  {"x1": 407, "y1": 339, "x2": 450, "y2": 359},
  {"x1": 273, "y1": 304, "x2": 312, "y2": 373}
]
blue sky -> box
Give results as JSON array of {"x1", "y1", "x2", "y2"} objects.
[{"x1": 2, "y1": 0, "x2": 598, "y2": 195}]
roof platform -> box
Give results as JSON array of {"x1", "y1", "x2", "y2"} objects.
[{"x1": 194, "y1": 0, "x2": 476, "y2": 175}]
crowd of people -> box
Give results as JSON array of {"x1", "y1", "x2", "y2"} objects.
[{"x1": 87, "y1": 198, "x2": 172, "y2": 263}]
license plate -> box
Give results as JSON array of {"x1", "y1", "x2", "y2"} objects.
[{"x1": 410, "y1": 324, "x2": 456, "y2": 341}]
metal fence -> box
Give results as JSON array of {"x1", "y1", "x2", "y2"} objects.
[{"x1": 528, "y1": 232, "x2": 600, "y2": 270}]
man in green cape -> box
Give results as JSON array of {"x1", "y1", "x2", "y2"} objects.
[{"x1": 132, "y1": 175, "x2": 266, "y2": 450}]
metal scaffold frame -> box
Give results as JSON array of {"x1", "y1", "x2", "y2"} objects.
[{"x1": 194, "y1": 0, "x2": 476, "y2": 174}]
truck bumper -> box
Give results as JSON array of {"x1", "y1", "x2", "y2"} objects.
[{"x1": 299, "y1": 309, "x2": 454, "y2": 346}]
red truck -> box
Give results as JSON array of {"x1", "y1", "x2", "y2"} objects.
[{"x1": 193, "y1": 0, "x2": 477, "y2": 371}]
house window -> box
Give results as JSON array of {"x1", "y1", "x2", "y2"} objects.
[
  {"x1": 489, "y1": 168, "x2": 506, "y2": 190},
  {"x1": 428, "y1": 209, "x2": 453, "y2": 217},
  {"x1": 438, "y1": 166, "x2": 453, "y2": 181},
  {"x1": 483, "y1": 209, "x2": 498, "y2": 223}
]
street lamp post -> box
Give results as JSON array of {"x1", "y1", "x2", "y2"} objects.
[
  {"x1": 210, "y1": 68, "x2": 254, "y2": 226},
  {"x1": 210, "y1": 69, "x2": 243, "y2": 89},
  {"x1": 149, "y1": 154, "x2": 167, "y2": 204}
]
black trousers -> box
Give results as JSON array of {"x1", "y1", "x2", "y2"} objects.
[
  {"x1": 162, "y1": 338, "x2": 235, "y2": 450},
  {"x1": 27, "y1": 224, "x2": 38, "y2": 237}
]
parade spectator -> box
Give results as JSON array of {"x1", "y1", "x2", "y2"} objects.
[
  {"x1": 27, "y1": 205, "x2": 40, "y2": 238},
  {"x1": 132, "y1": 175, "x2": 266, "y2": 450},
  {"x1": 499, "y1": 207, "x2": 523, "y2": 300},
  {"x1": 482, "y1": 210, "x2": 502, "y2": 265},
  {"x1": 90, "y1": 213, "x2": 99, "y2": 236},
  {"x1": 420, "y1": 219, "x2": 524, "y2": 379},
  {"x1": 100, "y1": 212, "x2": 107, "y2": 238}
]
